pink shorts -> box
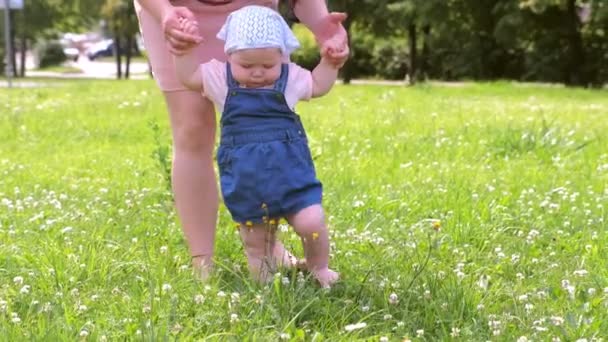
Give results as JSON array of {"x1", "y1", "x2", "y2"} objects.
[{"x1": 135, "y1": 0, "x2": 277, "y2": 92}]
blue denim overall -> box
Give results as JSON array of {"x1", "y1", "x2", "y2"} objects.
[{"x1": 216, "y1": 63, "x2": 322, "y2": 223}]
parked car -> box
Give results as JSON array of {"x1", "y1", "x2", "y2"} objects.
[
  {"x1": 86, "y1": 39, "x2": 114, "y2": 60},
  {"x1": 63, "y1": 47, "x2": 80, "y2": 61}
]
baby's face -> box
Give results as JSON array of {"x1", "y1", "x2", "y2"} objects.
[{"x1": 229, "y1": 48, "x2": 282, "y2": 88}]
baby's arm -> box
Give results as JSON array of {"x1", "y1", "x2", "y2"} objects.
[
  {"x1": 174, "y1": 19, "x2": 204, "y2": 91},
  {"x1": 311, "y1": 44, "x2": 341, "y2": 97}
]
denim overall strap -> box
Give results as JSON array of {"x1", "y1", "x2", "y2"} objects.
[
  {"x1": 273, "y1": 64, "x2": 289, "y2": 93},
  {"x1": 225, "y1": 63, "x2": 238, "y2": 88}
]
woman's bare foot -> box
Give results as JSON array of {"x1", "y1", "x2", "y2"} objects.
[
  {"x1": 192, "y1": 255, "x2": 213, "y2": 281},
  {"x1": 312, "y1": 268, "x2": 339, "y2": 288}
]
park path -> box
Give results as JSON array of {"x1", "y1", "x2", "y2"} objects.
[{"x1": 1, "y1": 52, "x2": 407, "y2": 87}]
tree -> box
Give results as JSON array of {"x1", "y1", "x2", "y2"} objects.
[{"x1": 101, "y1": 0, "x2": 139, "y2": 79}]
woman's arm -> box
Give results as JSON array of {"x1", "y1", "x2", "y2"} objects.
[
  {"x1": 136, "y1": 0, "x2": 173, "y2": 22},
  {"x1": 290, "y1": 0, "x2": 329, "y2": 37},
  {"x1": 291, "y1": 0, "x2": 349, "y2": 67},
  {"x1": 137, "y1": 0, "x2": 202, "y2": 55}
]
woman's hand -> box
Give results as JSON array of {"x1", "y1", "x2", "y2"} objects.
[
  {"x1": 313, "y1": 12, "x2": 349, "y2": 68},
  {"x1": 161, "y1": 6, "x2": 203, "y2": 55}
]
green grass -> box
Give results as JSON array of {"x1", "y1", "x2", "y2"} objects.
[{"x1": 1, "y1": 80, "x2": 607, "y2": 340}]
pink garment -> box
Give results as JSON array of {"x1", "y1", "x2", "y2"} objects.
[
  {"x1": 135, "y1": 0, "x2": 278, "y2": 92},
  {"x1": 201, "y1": 59, "x2": 313, "y2": 112}
]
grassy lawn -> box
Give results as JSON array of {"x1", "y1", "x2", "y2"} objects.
[{"x1": 1, "y1": 80, "x2": 607, "y2": 340}]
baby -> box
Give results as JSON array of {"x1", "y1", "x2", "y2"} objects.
[{"x1": 174, "y1": 5, "x2": 342, "y2": 287}]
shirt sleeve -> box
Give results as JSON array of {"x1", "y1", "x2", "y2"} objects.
[
  {"x1": 286, "y1": 62, "x2": 313, "y2": 102},
  {"x1": 200, "y1": 59, "x2": 228, "y2": 108}
]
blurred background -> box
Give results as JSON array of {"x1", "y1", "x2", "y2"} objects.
[{"x1": 1, "y1": 0, "x2": 607, "y2": 87}]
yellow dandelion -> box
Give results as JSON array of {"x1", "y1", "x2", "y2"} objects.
[
  {"x1": 261, "y1": 203, "x2": 267, "y2": 209},
  {"x1": 245, "y1": 221, "x2": 253, "y2": 227},
  {"x1": 269, "y1": 219, "x2": 276, "y2": 225},
  {"x1": 432, "y1": 220, "x2": 441, "y2": 231},
  {"x1": 312, "y1": 232, "x2": 319, "y2": 240}
]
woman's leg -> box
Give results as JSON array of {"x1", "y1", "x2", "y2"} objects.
[{"x1": 164, "y1": 90, "x2": 218, "y2": 279}]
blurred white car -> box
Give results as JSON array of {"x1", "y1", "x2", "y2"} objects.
[{"x1": 63, "y1": 47, "x2": 79, "y2": 61}]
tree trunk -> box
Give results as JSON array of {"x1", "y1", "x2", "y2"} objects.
[
  {"x1": 408, "y1": 22, "x2": 417, "y2": 84},
  {"x1": 19, "y1": 37, "x2": 26, "y2": 77},
  {"x1": 114, "y1": 34, "x2": 122, "y2": 79},
  {"x1": 9, "y1": 10, "x2": 17, "y2": 77},
  {"x1": 420, "y1": 24, "x2": 431, "y2": 81},
  {"x1": 565, "y1": 0, "x2": 586, "y2": 86},
  {"x1": 341, "y1": 15, "x2": 353, "y2": 85},
  {"x1": 125, "y1": 35, "x2": 132, "y2": 79}
]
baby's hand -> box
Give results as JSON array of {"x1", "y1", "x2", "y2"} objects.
[
  {"x1": 321, "y1": 37, "x2": 349, "y2": 69},
  {"x1": 178, "y1": 17, "x2": 201, "y2": 39}
]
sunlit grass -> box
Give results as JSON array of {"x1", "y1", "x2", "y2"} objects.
[{"x1": 1, "y1": 80, "x2": 607, "y2": 340}]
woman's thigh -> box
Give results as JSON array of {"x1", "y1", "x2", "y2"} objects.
[{"x1": 164, "y1": 90, "x2": 217, "y2": 152}]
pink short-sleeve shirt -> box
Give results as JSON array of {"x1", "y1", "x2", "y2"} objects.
[
  {"x1": 135, "y1": 0, "x2": 279, "y2": 92},
  {"x1": 200, "y1": 60, "x2": 313, "y2": 112}
]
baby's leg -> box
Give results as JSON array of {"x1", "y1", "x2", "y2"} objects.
[
  {"x1": 287, "y1": 205, "x2": 339, "y2": 288},
  {"x1": 239, "y1": 224, "x2": 276, "y2": 283}
]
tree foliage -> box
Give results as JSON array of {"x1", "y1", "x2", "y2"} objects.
[{"x1": 4, "y1": 0, "x2": 607, "y2": 85}]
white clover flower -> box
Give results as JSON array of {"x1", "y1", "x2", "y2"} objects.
[
  {"x1": 361, "y1": 305, "x2": 369, "y2": 312},
  {"x1": 161, "y1": 283, "x2": 172, "y2": 292},
  {"x1": 160, "y1": 246, "x2": 168, "y2": 254},
  {"x1": 230, "y1": 313, "x2": 238, "y2": 323},
  {"x1": 388, "y1": 293, "x2": 399, "y2": 305},
  {"x1": 79, "y1": 329, "x2": 89, "y2": 337},
  {"x1": 353, "y1": 200, "x2": 365, "y2": 208},
  {"x1": 230, "y1": 292, "x2": 240, "y2": 303},
  {"x1": 450, "y1": 327, "x2": 460, "y2": 337},
  {"x1": 13, "y1": 276, "x2": 24, "y2": 285},
  {"x1": 573, "y1": 269, "x2": 588, "y2": 277},
  {"x1": 194, "y1": 294, "x2": 205, "y2": 305},
  {"x1": 281, "y1": 277, "x2": 290, "y2": 285},
  {"x1": 478, "y1": 275, "x2": 490, "y2": 290},
  {"x1": 416, "y1": 329, "x2": 424, "y2": 337},
  {"x1": 217, "y1": 291, "x2": 226, "y2": 298},
  {"x1": 380, "y1": 337, "x2": 389, "y2": 342},
  {"x1": 551, "y1": 316, "x2": 564, "y2": 326},
  {"x1": 20, "y1": 285, "x2": 30, "y2": 295},
  {"x1": 383, "y1": 314, "x2": 393, "y2": 320},
  {"x1": 279, "y1": 333, "x2": 290, "y2": 340},
  {"x1": 517, "y1": 337, "x2": 529, "y2": 342},
  {"x1": 344, "y1": 322, "x2": 367, "y2": 332}
]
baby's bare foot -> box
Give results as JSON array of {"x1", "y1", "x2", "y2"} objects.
[
  {"x1": 272, "y1": 242, "x2": 307, "y2": 270},
  {"x1": 312, "y1": 268, "x2": 339, "y2": 288}
]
